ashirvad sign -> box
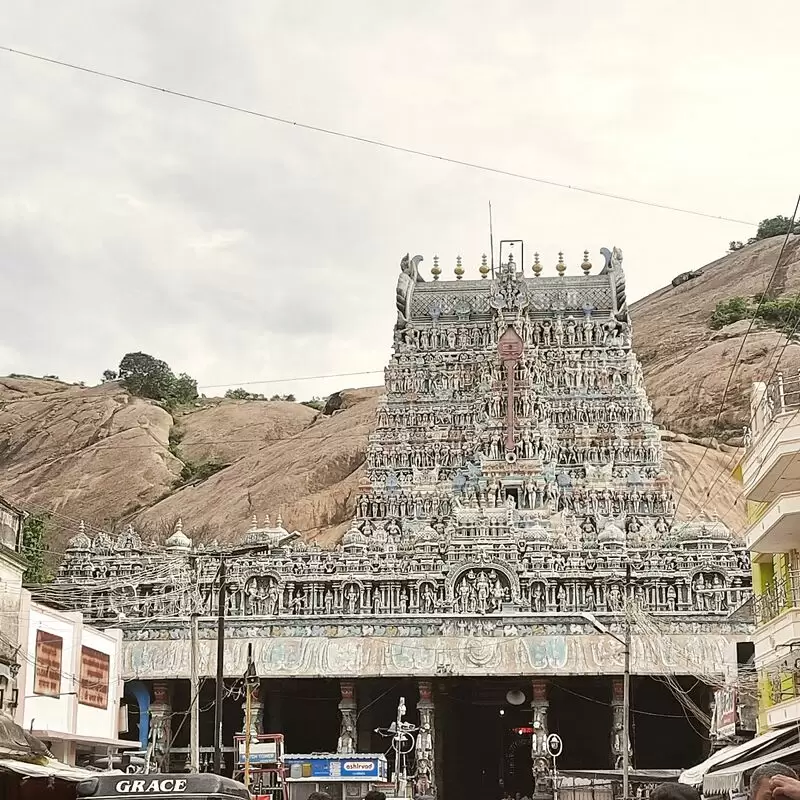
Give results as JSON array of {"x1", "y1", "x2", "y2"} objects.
[
  {"x1": 33, "y1": 630, "x2": 63, "y2": 697},
  {"x1": 79, "y1": 646, "x2": 110, "y2": 709}
]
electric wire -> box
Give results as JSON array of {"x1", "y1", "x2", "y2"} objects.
[{"x1": 0, "y1": 45, "x2": 755, "y2": 227}]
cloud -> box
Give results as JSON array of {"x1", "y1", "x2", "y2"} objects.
[{"x1": 0, "y1": 0, "x2": 798, "y2": 394}]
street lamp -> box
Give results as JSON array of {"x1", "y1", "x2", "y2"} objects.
[{"x1": 579, "y1": 566, "x2": 632, "y2": 800}]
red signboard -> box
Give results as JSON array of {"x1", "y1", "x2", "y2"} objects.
[
  {"x1": 715, "y1": 686, "x2": 737, "y2": 737},
  {"x1": 33, "y1": 630, "x2": 63, "y2": 697},
  {"x1": 79, "y1": 646, "x2": 110, "y2": 709}
]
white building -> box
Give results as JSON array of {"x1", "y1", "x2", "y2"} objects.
[
  {"x1": 740, "y1": 373, "x2": 800, "y2": 731},
  {"x1": 13, "y1": 591, "x2": 132, "y2": 765}
]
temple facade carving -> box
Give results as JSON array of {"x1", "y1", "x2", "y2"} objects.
[{"x1": 52, "y1": 246, "x2": 753, "y2": 787}]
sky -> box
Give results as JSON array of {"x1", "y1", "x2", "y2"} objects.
[{"x1": 1, "y1": 1, "x2": 798, "y2": 400}]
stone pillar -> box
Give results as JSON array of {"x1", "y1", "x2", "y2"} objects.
[
  {"x1": 531, "y1": 679, "x2": 551, "y2": 800},
  {"x1": 337, "y1": 680, "x2": 357, "y2": 754},
  {"x1": 241, "y1": 681, "x2": 265, "y2": 738},
  {"x1": 150, "y1": 682, "x2": 172, "y2": 772},
  {"x1": 414, "y1": 679, "x2": 436, "y2": 798},
  {"x1": 610, "y1": 677, "x2": 632, "y2": 768}
]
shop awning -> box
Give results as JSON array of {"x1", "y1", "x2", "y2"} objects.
[
  {"x1": 680, "y1": 727, "x2": 794, "y2": 788},
  {"x1": 679, "y1": 745, "x2": 737, "y2": 786},
  {"x1": 560, "y1": 769, "x2": 681, "y2": 782},
  {"x1": 704, "y1": 740, "x2": 800, "y2": 795},
  {"x1": 0, "y1": 757, "x2": 102, "y2": 782},
  {"x1": 31, "y1": 729, "x2": 140, "y2": 750}
]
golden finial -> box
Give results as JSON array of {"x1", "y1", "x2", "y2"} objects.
[
  {"x1": 479, "y1": 253, "x2": 489, "y2": 279},
  {"x1": 455, "y1": 255, "x2": 464, "y2": 280},
  {"x1": 532, "y1": 252, "x2": 542, "y2": 277},
  {"x1": 556, "y1": 251, "x2": 566, "y2": 276},
  {"x1": 581, "y1": 250, "x2": 592, "y2": 276},
  {"x1": 432, "y1": 255, "x2": 441, "y2": 281}
]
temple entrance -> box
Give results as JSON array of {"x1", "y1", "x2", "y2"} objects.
[{"x1": 440, "y1": 679, "x2": 535, "y2": 800}]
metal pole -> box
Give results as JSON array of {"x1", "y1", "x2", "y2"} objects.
[
  {"x1": 213, "y1": 556, "x2": 227, "y2": 775},
  {"x1": 190, "y1": 611, "x2": 200, "y2": 773},
  {"x1": 553, "y1": 755, "x2": 559, "y2": 800},
  {"x1": 244, "y1": 680, "x2": 252, "y2": 789},
  {"x1": 622, "y1": 562, "x2": 631, "y2": 800},
  {"x1": 244, "y1": 642, "x2": 254, "y2": 790}
]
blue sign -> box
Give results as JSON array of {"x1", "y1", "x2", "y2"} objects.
[{"x1": 285, "y1": 754, "x2": 387, "y2": 782}]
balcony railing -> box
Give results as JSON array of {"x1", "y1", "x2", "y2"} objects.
[
  {"x1": 746, "y1": 372, "x2": 800, "y2": 448},
  {"x1": 763, "y1": 666, "x2": 800, "y2": 708},
  {"x1": 756, "y1": 571, "x2": 800, "y2": 625}
]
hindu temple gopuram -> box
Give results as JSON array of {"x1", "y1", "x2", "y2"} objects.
[{"x1": 54, "y1": 245, "x2": 753, "y2": 798}]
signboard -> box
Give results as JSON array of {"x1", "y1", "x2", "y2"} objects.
[
  {"x1": 236, "y1": 739, "x2": 281, "y2": 765},
  {"x1": 285, "y1": 754, "x2": 388, "y2": 782},
  {"x1": 546, "y1": 733, "x2": 563, "y2": 758},
  {"x1": 33, "y1": 630, "x2": 63, "y2": 697},
  {"x1": 79, "y1": 646, "x2": 110, "y2": 708},
  {"x1": 715, "y1": 686, "x2": 738, "y2": 737}
]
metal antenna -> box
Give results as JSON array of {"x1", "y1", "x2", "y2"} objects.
[{"x1": 489, "y1": 201, "x2": 495, "y2": 279}]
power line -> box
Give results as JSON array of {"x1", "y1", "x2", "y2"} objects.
[
  {"x1": 197, "y1": 370, "x2": 384, "y2": 391},
  {"x1": 0, "y1": 45, "x2": 755, "y2": 228}
]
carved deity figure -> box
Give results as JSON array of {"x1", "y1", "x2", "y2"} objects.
[
  {"x1": 475, "y1": 571, "x2": 491, "y2": 614},
  {"x1": 341, "y1": 585, "x2": 356, "y2": 615},
  {"x1": 421, "y1": 584, "x2": 436, "y2": 613}
]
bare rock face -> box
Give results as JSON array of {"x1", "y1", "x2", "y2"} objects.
[
  {"x1": 0, "y1": 381, "x2": 182, "y2": 549},
  {"x1": 632, "y1": 234, "x2": 800, "y2": 441},
  {"x1": 663, "y1": 440, "x2": 745, "y2": 534},
  {"x1": 134, "y1": 388, "x2": 382, "y2": 543},
  {"x1": 176, "y1": 399, "x2": 318, "y2": 465}
]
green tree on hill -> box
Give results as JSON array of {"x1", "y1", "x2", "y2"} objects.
[
  {"x1": 753, "y1": 215, "x2": 800, "y2": 241},
  {"x1": 172, "y1": 372, "x2": 199, "y2": 404},
  {"x1": 117, "y1": 352, "x2": 198, "y2": 406}
]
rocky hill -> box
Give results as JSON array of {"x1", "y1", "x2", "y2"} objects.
[
  {"x1": 5, "y1": 236, "x2": 798, "y2": 553},
  {"x1": 630, "y1": 233, "x2": 800, "y2": 442}
]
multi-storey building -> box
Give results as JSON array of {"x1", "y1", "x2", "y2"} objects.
[
  {"x1": 0, "y1": 495, "x2": 25, "y2": 715},
  {"x1": 741, "y1": 373, "x2": 800, "y2": 731},
  {"x1": 51, "y1": 245, "x2": 753, "y2": 798}
]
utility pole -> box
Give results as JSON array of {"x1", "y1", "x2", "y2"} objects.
[
  {"x1": 213, "y1": 556, "x2": 227, "y2": 775},
  {"x1": 622, "y1": 562, "x2": 631, "y2": 800},
  {"x1": 211, "y1": 538, "x2": 295, "y2": 776},
  {"x1": 189, "y1": 553, "x2": 200, "y2": 774},
  {"x1": 244, "y1": 643, "x2": 257, "y2": 790}
]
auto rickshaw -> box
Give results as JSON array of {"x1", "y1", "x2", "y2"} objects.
[{"x1": 76, "y1": 773, "x2": 252, "y2": 799}]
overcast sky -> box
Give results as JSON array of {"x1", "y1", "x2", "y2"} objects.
[{"x1": 1, "y1": 1, "x2": 797, "y2": 399}]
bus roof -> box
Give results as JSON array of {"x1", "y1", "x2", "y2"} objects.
[{"x1": 76, "y1": 774, "x2": 251, "y2": 799}]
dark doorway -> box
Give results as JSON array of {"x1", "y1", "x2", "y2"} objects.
[
  {"x1": 279, "y1": 679, "x2": 341, "y2": 755},
  {"x1": 505, "y1": 487, "x2": 521, "y2": 508},
  {"x1": 548, "y1": 678, "x2": 611, "y2": 769},
  {"x1": 441, "y1": 679, "x2": 534, "y2": 800},
  {"x1": 632, "y1": 676, "x2": 711, "y2": 767}
]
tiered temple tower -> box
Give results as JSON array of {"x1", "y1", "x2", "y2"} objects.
[{"x1": 53, "y1": 246, "x2": 753, "y2": 795}]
